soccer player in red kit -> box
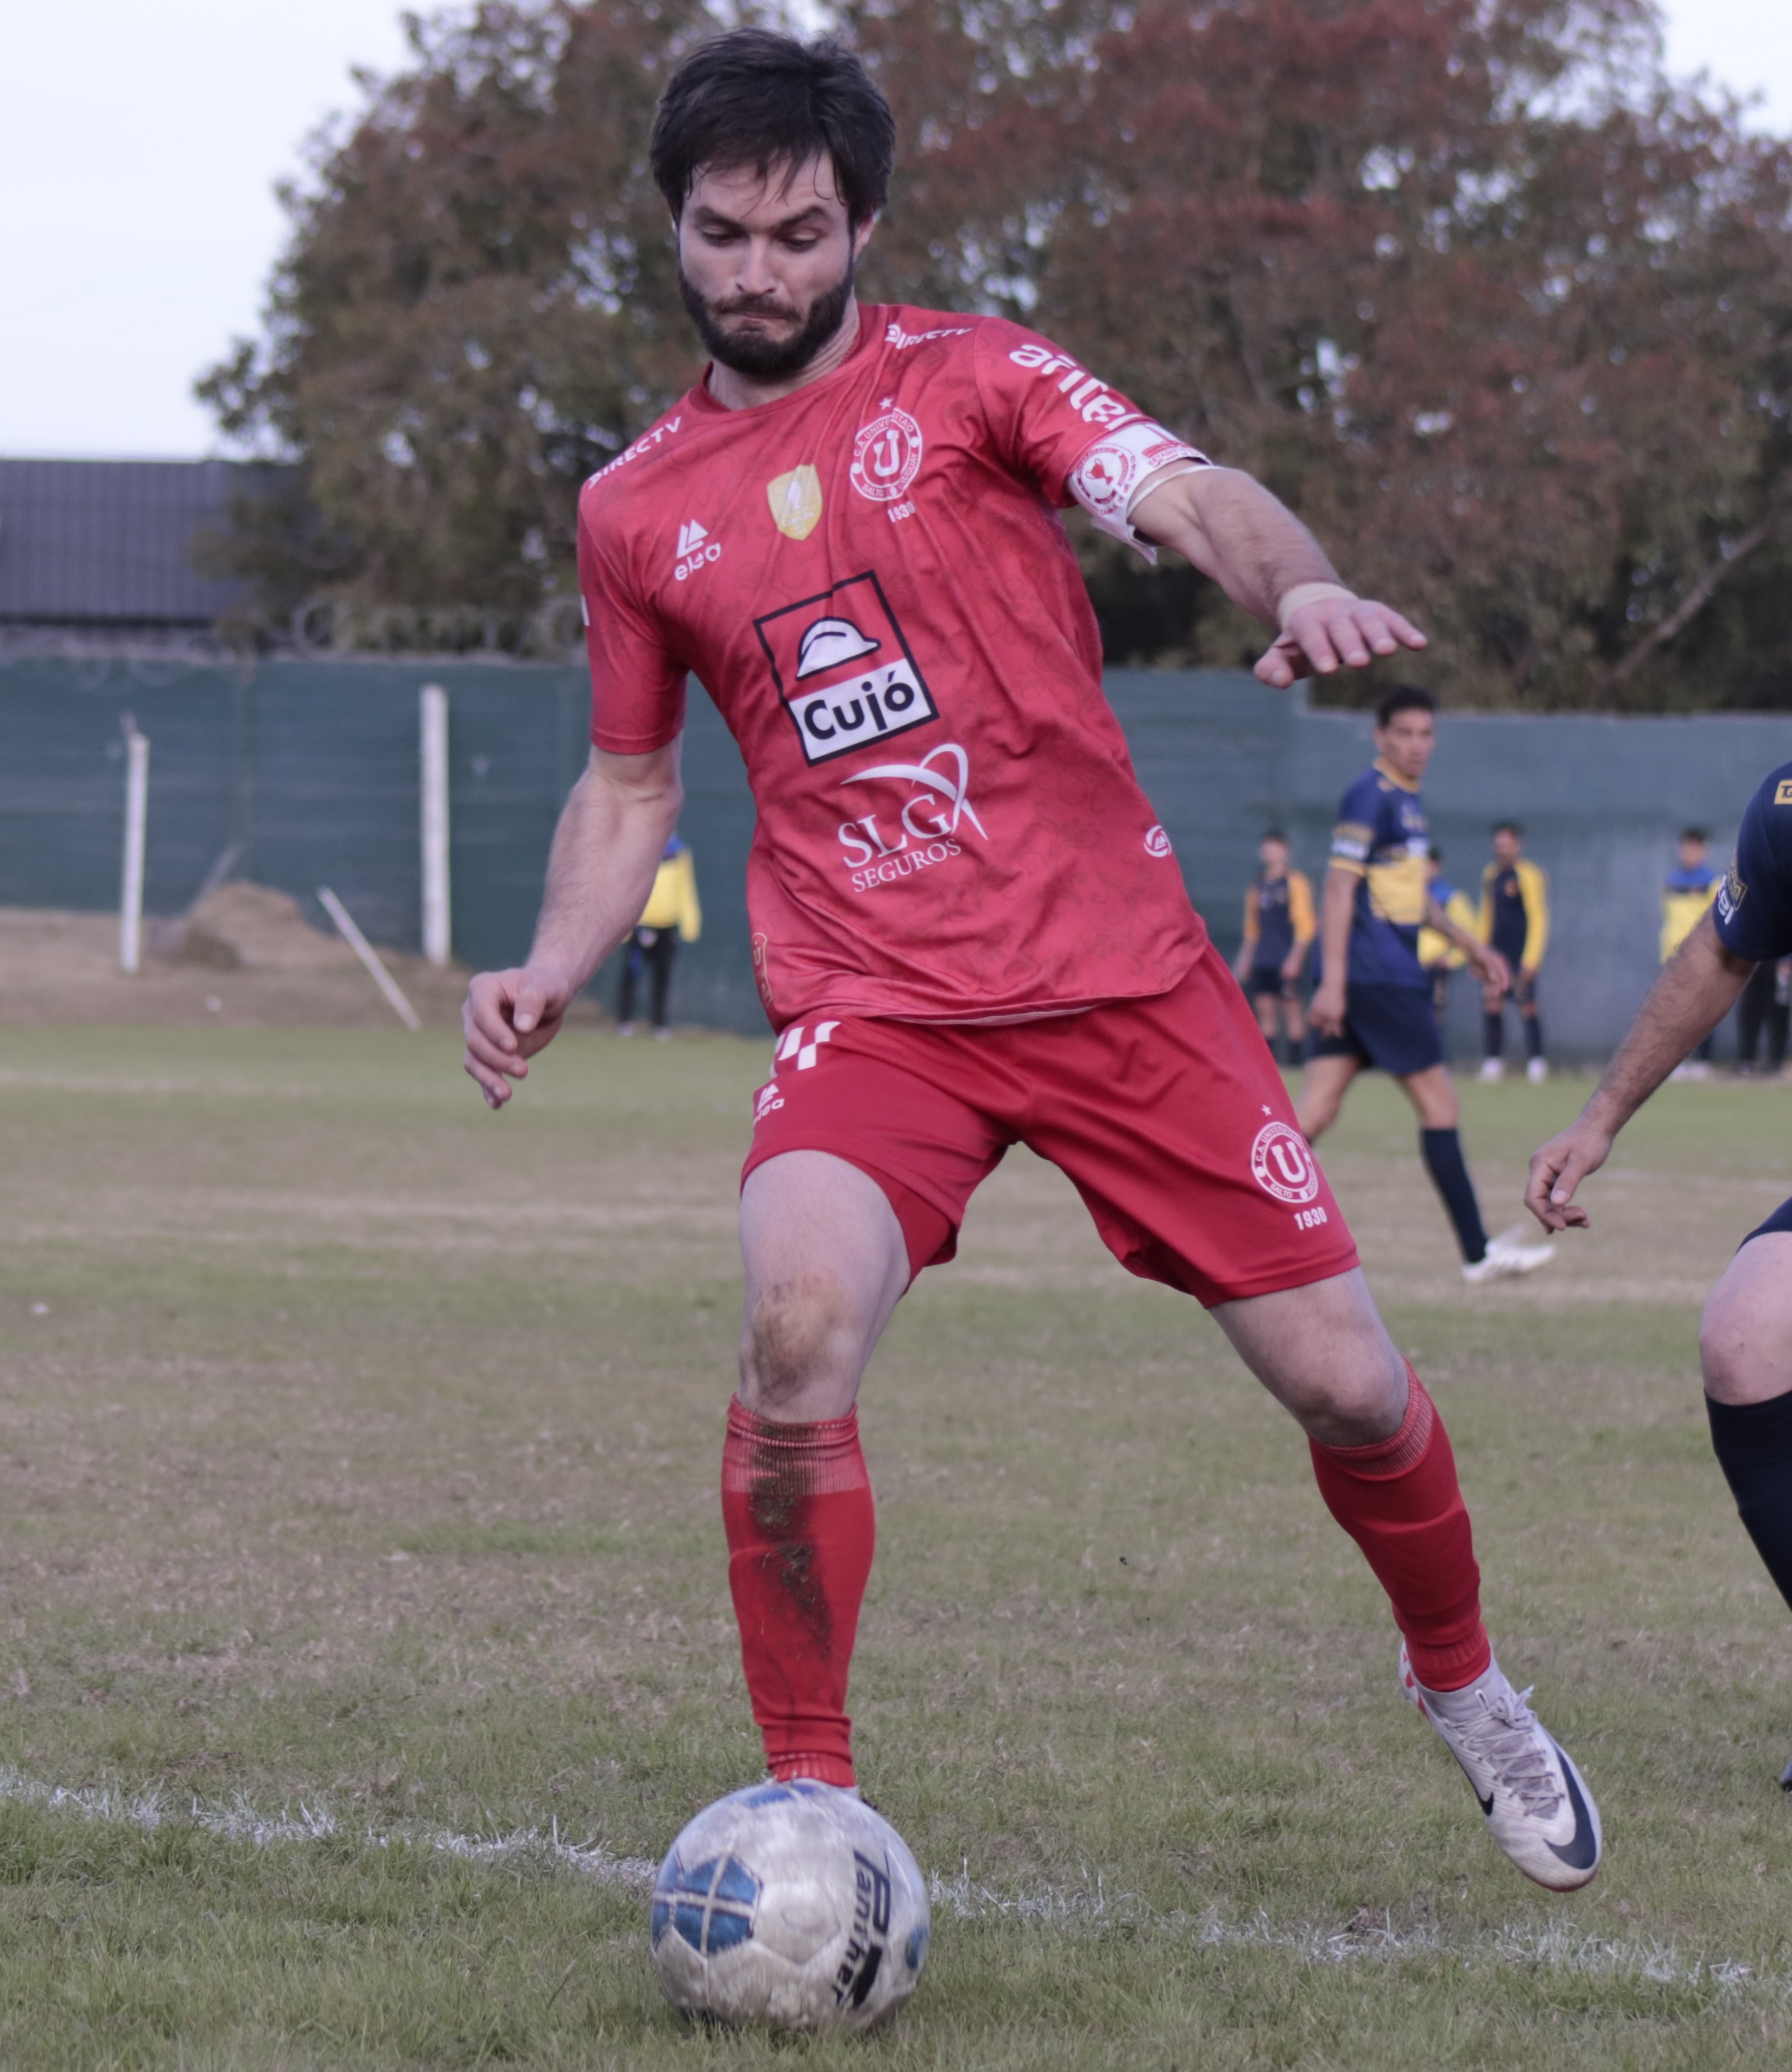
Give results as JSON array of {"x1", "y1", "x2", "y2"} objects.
[{"x1": 462, "y1": 29, "x2": 1599, "y2": 1890}]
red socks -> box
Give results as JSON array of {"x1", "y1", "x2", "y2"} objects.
[
  {"x1": 1308, "y1": 1363, "x2": 1491, "y2": 1691},
  {"x1": 721, "y1": 1398, "x2": 875, "y2": 1787}
]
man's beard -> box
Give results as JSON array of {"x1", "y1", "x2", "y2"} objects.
[{"x1": 679, "y1": 255, "x2": 856, "y2": 380}]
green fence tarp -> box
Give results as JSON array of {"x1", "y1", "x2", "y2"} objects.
[{"x1": 3, "y1": 655, "x2": 1785, "y2": 1056}]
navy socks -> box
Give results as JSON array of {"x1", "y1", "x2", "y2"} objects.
[
  {"x1": 1421, "y1": 1127, "x2": 1488, "y2": 1264},
  {"x1": 1706, "y1": 1389, "x2": 1792, "y2": 1615}
]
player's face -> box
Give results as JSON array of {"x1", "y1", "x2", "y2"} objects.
[
  {"x1": 1493, "y1": 829, "x2": 1520, "y2": 864},
  {"x1": 1679, "y1": 838, "x2": 1706, "y2": 868},
  {"x1": 1374, "y1": 709, "x2": 1436, "y2": 782},
  {"x1": 1260, "y1": 840, "x2": 1288, "y2": 876},
  {"x1": 677, "y1": 156, "x2": 872, "y2": 380}
]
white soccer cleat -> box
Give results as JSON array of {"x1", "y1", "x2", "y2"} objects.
[
  {"x1": 1462, "y1": 1225, "x2": 1555, "y2": 1284},
  {"x1": 1477, "y1": 1057, "x2": 1504, "y2": 1082},
  {"x1": 1526, "y1": 1056, "x2": 1548, "y2": 1084},
  {"x1": 1400, "y1": 1644, "x2": 1601, "y2": 1891}
]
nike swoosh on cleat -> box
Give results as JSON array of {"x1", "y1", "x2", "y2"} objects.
[{"x1": 1545, "y1": 1744, "x2": 1599, "y2": 1871}]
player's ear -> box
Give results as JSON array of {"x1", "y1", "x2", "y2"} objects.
[{"x1": 851, "y1": 212, "x2": 878, "y2": 261}]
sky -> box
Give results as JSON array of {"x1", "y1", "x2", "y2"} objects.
[{"x1": 0, "y1": 1, "x2": 1788, "y2": 461}]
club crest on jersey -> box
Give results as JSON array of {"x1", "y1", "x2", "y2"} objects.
[
  {"x1": 1249, "y1": 1120, "x2": 1321, "y2": 1205},
  {"x1": 850, "y1": 402, "x2": 923, "y2": 504},
  {"x1": 754, "y1": 571, "x2": 939, "y2": 766},
  {"x1": 768, "y1": 465, "x2": 823, "y2": 542}
]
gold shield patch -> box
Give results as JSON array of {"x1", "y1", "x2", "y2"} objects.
[{"x1": 768, "y1": 465, "x2": 823, "y2": 541}]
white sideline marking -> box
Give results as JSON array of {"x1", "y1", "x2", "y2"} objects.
[
  {"x1": 0, "y1": 1764, "x2": 1774, "y2": 1998},
  {"x1": 0, "y1": 1764, "x2": 657, "y2": 1891}
]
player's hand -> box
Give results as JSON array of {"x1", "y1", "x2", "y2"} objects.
[
  {"x1": 1255, "y1": 597, "x2": 1427, "y2": 689},
  {"x1": 1469, "y1": 944, "x2": 1512, "y2": 996},
  {"x1": 1281, "y1": 951, "x2": 1304, "y2": 983},
  {"x1": 462, "y1": 964, "x2": 575, "y2": 1109},
  {"x1": 1524, "y1": 1117, "x2": 1614, "y2": 1233},
  {"x1": 1308, "y1": 977, "x2": 1347, "y2": 1038}
]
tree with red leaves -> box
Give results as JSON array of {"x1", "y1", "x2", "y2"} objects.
[{"x1": 206, "y1": 0, "x2": 1792, "y2": 706}]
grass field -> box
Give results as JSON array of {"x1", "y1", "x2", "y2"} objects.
[{"x1": 2, "y1": 1023, "x2": 1791, "y2": 2068}]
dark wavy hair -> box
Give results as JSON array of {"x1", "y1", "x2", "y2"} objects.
[
  {"x1": 1375, "y1": 684, "x2": 1437, "y2": 728},
  {"x1": 649, "y1": 29, "x2": 895, "y2": 230}
]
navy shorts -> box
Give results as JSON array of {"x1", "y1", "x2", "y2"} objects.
[
  {"x1": 1308, "y1": 983, "x2": 1443, "y2": 1077},
  {"x1": 1743, "y1": 1196, "x2": 1792, "y2": 1247},
  {"x1": 1247, "y1": 965, "x2": 1296, "y2": 1002}
]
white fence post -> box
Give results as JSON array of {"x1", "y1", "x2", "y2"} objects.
[
  {"x1": 119, "y1": 715, "x2": 150, "y2": 974},
  {"x1": 419, "y1": 684, "x2": 451, "y2": 968}
]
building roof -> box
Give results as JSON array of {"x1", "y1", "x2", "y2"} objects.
[{"x1": 0, "y1": 457, "x2": 250, "y2": 627}]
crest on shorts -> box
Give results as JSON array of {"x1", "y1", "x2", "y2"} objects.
[{"x1": 1250, "y1": 1120, "x2": 1320, "y2": 1205}]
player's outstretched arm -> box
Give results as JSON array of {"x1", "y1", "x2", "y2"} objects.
[
  {"x1": 1307, "y1": 865, "x2": 1357, "y2": 1038},
  {"x1": 1428, "y1": 894, "x2": 1509, "y2": 998},
  {"x1": 1130, "y1": 467, "x2": 1427, "y2": 687},
  {"x1": 462, "y1": 743, "x2": 683, "y2": 1110},
  {"x1": 1524, "y1": 914, "x2": 1753, "y2": 1232}
]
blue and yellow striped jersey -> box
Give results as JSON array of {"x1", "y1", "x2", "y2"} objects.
[{"x1": 1330, "y1": 762, "x2": 1430, "y2": 988}]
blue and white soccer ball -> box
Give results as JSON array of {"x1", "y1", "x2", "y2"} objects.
[{"x1": 649, "y1": 1780, "x2": 930, "y2": 2032}]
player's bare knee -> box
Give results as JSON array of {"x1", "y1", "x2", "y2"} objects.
[
  {"x1": 1700, "y1": 1276, "x2": 1765, "y2": 1404},
  {"x1": 742, "y1": 1272, "x2": 859, "y2": 1408},
  {"x1": 1301, "y1": 1342, "x2": 1408, "y2": 1446}
]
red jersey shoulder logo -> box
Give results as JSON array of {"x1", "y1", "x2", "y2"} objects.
[
  {"x1": 850, "y1": 402, "x2": 923, "y2": 503},
  {"x1": 753, "y1": 571, "x2": 940, "y2": 766}
]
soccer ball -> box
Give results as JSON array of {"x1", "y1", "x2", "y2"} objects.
[{"x1": 649, "y1": 1779, "x2": 930, "y2": 2033}]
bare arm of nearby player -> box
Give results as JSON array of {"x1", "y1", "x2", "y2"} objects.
[
  {"x1": 462, "y1": 743, "x2": 684, "y2": 1108},
  {"x1": 1426, "y1": 894, "x2": 1509, "y2": 995},
  {"x1": 1307, "y1": 866, "x2": 1357, "y2": 1038},
  {"x1": 1129, "y1": 467, "x2": 1427, "y2": 689},
  {"x1": 1524, "y1": 911, "x2": 1754, "y2": 1231}
]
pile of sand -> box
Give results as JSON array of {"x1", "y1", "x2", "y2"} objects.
[
  {"x1": 163, "y1": 883, "x2": 365, "y2": 972},
  {"x1": 0, "y1": 883, "x2": 592, "y2": 1032}
]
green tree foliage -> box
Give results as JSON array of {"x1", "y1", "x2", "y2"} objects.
[
  {"x1": 200, "y1": 1, "x2": 711, "y2": 653},
  {"x1": 206, "y1": 0, "x2": 1792, "y2": 706}
]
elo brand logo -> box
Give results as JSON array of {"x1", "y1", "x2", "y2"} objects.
[
  {"x1": 1144, "y1": 824, "x2": 1173, "y2": 858},
  {"x1": 1250, "y1": 1120, "x2": 1320, "y2": 1205},
  {"x1": 674, "y1": 518, "x2": 721, "y2": 581},
  {"x1": 850, "y1": 402, "x2": 923, "y2": 503}
]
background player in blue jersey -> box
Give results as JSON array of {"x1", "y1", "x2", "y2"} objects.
[
  {"x1": 1477, "y1": 822, "x2": 1550, "y2": 1083},
  {"x1": 1529, "y1": 762, "x2": 1792, "y2": 1778},
  {"x1": 1233, "y1": 829, "x2": 1315, "y2": 1067},
  {"x1": 1297, "y1": 686, "x2": 1556, "y2": 1284}
]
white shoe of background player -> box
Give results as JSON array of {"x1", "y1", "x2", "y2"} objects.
[
  {"x1": 1461, "y1": 1225, "x2": 1556, "y2": 1284},
  {"x1": 1477, "y1": 1057, "x2": 1504, "y2": 1082},
  {"x1": 1400, "y1": 1644, "x2": 1601, "y2": 1890},
  {"x1": 1526, "y1": 1056, "x2": 1548, "y2": 1084}
]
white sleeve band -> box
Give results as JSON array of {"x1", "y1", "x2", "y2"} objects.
[{"x1": 1068, "y1": 420, "x2": 1209, "y2": 560}]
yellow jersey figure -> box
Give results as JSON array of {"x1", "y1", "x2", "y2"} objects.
[
  {"x1": 1476, "y1": 822, "x2": 1550, "y2": 1082},
  {"x1": 1233, "y1": 829, "x2": 1316, "y2": 1067},
  {"x1": 619, "y1": 835, "x2": 702, "y2": 1038}
]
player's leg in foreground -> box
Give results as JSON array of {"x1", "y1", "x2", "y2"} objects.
[
  {"x1": 1298, "y1": 1047, "x2": 1552, "y2": 1284},
  {"x1": 1699, "y1": 1216, "x2": 1792, "y2": 1782},
  {"x1": 721, "y1": 1141, "x2": 1598, "y2": 1887},
  {"x1": 1213, "y1": 1271, "x2": 1599, "y2": 1890},
  {"x1": 724, "y1": 1151, "x2": 909, "y2": 1786}
]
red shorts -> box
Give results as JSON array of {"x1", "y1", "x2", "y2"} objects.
[{"x1": 741, "y1": 942, "x2": 1359, "y2": 1306}]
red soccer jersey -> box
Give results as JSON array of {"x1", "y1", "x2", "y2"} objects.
[{"x1": 578, "y1": 303, "x2": 1210, "y2": 1028}]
